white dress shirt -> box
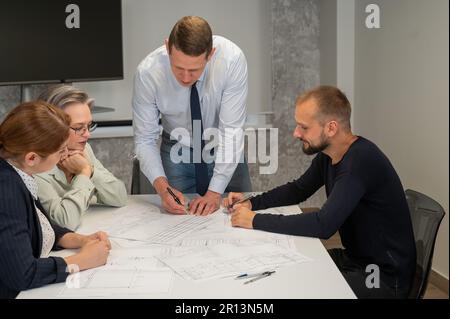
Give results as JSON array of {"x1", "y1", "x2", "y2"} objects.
[
  {"x1": 8, "y1": 162, "x2": 55, "y2": 258},
  {"x1": 132, "y1": 35, "x2": 248, "y2": 194}
]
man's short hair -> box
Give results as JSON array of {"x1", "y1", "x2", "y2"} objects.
[
  {"x1": 168, "y1": 16, "x2": 213, "y2": 57},
  {"x1": 297, "y1": 85, "x2": 352, "y2": 131}
]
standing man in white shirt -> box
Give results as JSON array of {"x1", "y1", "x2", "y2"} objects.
[{"x1": 132, "y1": 16, "x2": 251, "y2": 216}]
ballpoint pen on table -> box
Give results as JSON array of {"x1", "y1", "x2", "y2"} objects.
[
  {"x1": 242, "y1": 271, "x2": 276, "y2": 285},
  {"x1": 235, "y1": 270, "x2": 275, "y2": 280}
]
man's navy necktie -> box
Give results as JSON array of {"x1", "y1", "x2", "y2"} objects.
[{"x1": 190, "y1": 82, "x2": 209, "y2": 195}]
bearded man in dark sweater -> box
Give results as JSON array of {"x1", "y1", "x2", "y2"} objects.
[{"x1": 223, "y1": 86, "x2": 416, "y2": 299}]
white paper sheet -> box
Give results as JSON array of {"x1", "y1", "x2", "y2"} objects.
[
  {"x1": 58, "y1": 269, "x2": 174, "y2": 298},
  {"x1": 156, "y1": 242, "x2": 312, "y2": 281},
  {"x1": 99, "y1": 202, "x2": 219, "y2": 244},
  {"x1": 56, "y1": 248, "x2": 174, "y2": 298}
]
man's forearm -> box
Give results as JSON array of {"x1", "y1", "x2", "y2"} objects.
[
  {"x1": 153, "y1": 176, "x2": 169, "y2": 195},
  {"x1": 135, "y1": 141, "x2": 166, "y2": 188},
  {"x1": 250, "y1": 182, "x2": 306, "y2": 210}
]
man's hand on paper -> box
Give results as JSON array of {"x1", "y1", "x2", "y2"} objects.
[
  {"x1": 154, "y1": 177, "x2": 187, "y2": 215},
  {"x1": 189, "y1": 190, "x2": 221, "y2": 216}
]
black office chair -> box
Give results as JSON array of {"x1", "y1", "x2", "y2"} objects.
[
  {"x1": 131, "y1": 158, "x2": 156, "y2": 194},
  {"x1": 405, "y1": 189, "x2": 446, "y2": 299}
]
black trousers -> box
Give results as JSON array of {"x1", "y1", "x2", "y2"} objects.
[{"x1": 328, "y1": 248, "x2": 410, "y2": 299}]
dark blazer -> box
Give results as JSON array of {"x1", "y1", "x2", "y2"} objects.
[{"x1": 0, "y1": 158, "x2": 72, "y2": 299}]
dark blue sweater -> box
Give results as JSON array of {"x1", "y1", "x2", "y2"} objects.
[
  {"x1": 251, "y1": 137, "x2": 416, "y2": 290},
  {"x1": 0, "y1": 158, "x2": 71, "y2": 299}
]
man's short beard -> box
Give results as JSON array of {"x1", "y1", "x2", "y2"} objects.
[{"x1": 301, "y1": 135, "x2": 329, "y2": 155}]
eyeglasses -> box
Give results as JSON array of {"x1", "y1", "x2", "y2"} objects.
[{"x1": 70, "y1": 122, "x2": 97, "y2": 136}]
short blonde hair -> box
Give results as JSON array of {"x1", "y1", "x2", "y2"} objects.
[{"x1": 38, "y1": 84, "x2": 94, "y2": 110}]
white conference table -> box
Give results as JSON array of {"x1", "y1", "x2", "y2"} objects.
[{"x1": 18, "y1": 195, "x2": 356, "y2": 299}]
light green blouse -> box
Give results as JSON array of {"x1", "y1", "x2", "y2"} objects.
[{"x1": 36, "y1": 143, "x2": 127, "y2": 230}]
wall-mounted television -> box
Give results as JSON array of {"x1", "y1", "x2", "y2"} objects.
[{"x1": 0, "y1": 0, "x2": 123, "y2": 86}]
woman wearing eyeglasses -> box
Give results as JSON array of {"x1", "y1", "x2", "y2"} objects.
[
  {"x1": 35, "y1": 85, "x2": 127, "y2": 230},
  {"x1": 0, "y1": 102, "x2": 110, "y2": 298}
]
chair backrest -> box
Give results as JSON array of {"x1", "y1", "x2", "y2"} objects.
[
  {"x1": 131, "y1": 158, "x2": 156, "y2": 194},
  {"x1": 405, "y1": 189, "x2": 445, "y2": 299}
]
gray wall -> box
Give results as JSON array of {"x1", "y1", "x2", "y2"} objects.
[
  {"x1": 319, "y1": 0, "x2": 337, "y2": 86},
  {"x1": 354, "y1": 0, "x2": 449, "y2": 278},
  {"x1": 259, "y1": 0, "x2": 325, "y2": 207},
  {"x1": 0, "y1": 86, "x2": 19, "y2": 117}
]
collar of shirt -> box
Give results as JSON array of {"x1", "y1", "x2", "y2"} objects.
[
  {"x1": 197, "y1": 63, "x2": 208, "y2": 84},
  {"x1": 7, "y1": 161, "x2": 38, "y2": 200},
  {"x1": 46, "y1": 165, "x2": 69, "y2": 185}
]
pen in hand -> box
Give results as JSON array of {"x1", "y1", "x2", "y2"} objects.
[
  {"x1": 166, "y1": 187, "x2": 187, "y2": 213},
  {"x1": 227, "y1": 193, "x2": 255, "y2": 210}
]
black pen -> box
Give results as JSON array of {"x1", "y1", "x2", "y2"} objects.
[
  {"x1": 228, "y1": 193, "x2": 255, "y2": 209},
  {"x1": 167, "y1": 187, "x2": 183, "y2": 206}
]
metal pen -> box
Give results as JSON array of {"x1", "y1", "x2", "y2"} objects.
[
  {"x1": 243, "y1": 271, "x2": 276, "y2": 284},
  {"x1": 228, "y1": 193, "x2": 256, "y2": 209},
  {"x1": 235, "y1": 270, "x2": 274, "y2": 280}
]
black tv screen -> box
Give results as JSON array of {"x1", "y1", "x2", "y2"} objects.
[{"x1": 0, "y1": 0, "x2": 123, "y2": 85}]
